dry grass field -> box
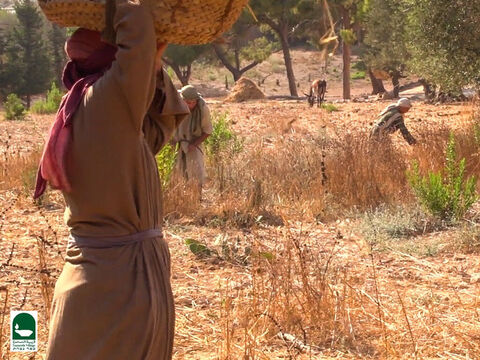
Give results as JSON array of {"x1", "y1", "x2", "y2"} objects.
[
  {"x1": 1, "y1": 98, "x2": 480, "y2": 359},
  {"x1": 1, "y1": 48, "x2": 480, "y2": 359}
]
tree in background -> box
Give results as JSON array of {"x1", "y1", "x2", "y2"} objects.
[
  {"x1": 0, "y1": 9, "x2": 17, "y2": 99},
  {"x1": 162, "y1": 44, "x2": 208, "y2": 86},
  {"x1": 363, "y1": 0, "x2": 408, "y2": 97},
  {"x1": 330, "y1": 0, "x2": 368, "y2": 100},
  {"x1": 249, "y1": 0, "x2": 322, "y2": 97},
  {"x1": 212, "y1": 11, "x2": 275, "y2": 82},
  {"x1": 1, "y1": 0, "x2": 51, "y2": 107},
  {"x1": 406, "y1": 0, "x2": 480, "y2": 95},
  {"x1": 49, "y1": 24, "x2": 67, "y2": 88}
]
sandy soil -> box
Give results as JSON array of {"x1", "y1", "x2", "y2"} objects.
[
  {"x1": 1, "y1": 45, "x2": 479, "y2": 358},
  {"x1": 1, "y1": 97, "x2": 479, "y2": 359}
]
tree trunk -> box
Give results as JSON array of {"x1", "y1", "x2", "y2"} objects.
[
  {"x1": 341, "y1": 7, "x2": 351, "y2": 100},
  {"x1": 419, "y1": 78, "x2": 436, "y2": 101},
  {"x1": 172, "y1": 64, "x2": 190, "y2": 86},
  {"x1": 278, "y1": 27, "x2": 298, "y2": 97},
  {"x1": 212, "y1": 44, "x2": 258, "y2": 82},
  {"x1": 368, "y1": 69, "x2": 386, "y2": 95},
  {"x1": 163, "y1": 59, "x2": 190, "y2": 86},
  {"x1": 391, "y1": 70, "x2": 400, "y2": 98},
  {"x1": 26, "y1": 94, "x2": 31, "y2": 109},
  {"x1": 342, "y1": 43, "x2": 351, "y2": 100}
]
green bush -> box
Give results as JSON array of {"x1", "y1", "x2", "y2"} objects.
[
  {"x1": 407, "y1": 133, "x2": 477, "y2": 221},
  {"x1": 351, "y1": 71, "x2": 366, "y2": 80},
  {"x1": 352, "y1": 61, "x2": 367, "y2": 72},
  {"x1": 321, "y1": 103, "x2": 339, "y2": 112},
  {"x1": 156, "y1": 143, "x2": 178, "y2": 188},
  {"x1": 205, "y1": 111, "x2": 243, "y2": 160},
  {"x1": 31, "y1": 82, "x2": 64, "y2": 114},
  {"x1": 4, "y1": 94, "x2": 26, "y2": 120}
]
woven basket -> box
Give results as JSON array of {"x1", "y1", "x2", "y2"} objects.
[{"x1": 38, "y1": 0, "x2": 249, "y2": 45}]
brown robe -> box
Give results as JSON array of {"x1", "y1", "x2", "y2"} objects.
[
  {"x1": 174, "y1": 99, "x2": 212, "y2": 185},
  {"x1": 45, "y1": 0, "x2": 189, "y2": 358}
]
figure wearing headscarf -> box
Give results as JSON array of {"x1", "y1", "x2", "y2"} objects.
[
  {"x1": 173, "y1": 85, "x2": 213, "y2": 189},
  {"x1": 35, "y1": 0, "x2": 189, "y2": 358},
  {"x1": 371, "y1": 98, "x2": 417, "y2": 145}
]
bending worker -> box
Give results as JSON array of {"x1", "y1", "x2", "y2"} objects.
[
  {"x1": 371, "y1": 97, "x2": 417, "y2": 145},
  {"x1": 173, "y1": 85, "x2": 213, "y2": 196}
]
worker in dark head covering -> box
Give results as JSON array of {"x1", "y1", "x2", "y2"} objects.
[{"x1": 371, "y1": 98, "x2": 417, "y2": 145}]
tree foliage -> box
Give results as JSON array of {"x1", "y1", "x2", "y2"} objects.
[
  {"x1": 1, "y1": 0, "x2": 51, "y2": 107},
  {"x1": 405, "y1": 0, "x2": 480, "y2": 93},
  {"x1": 163, "y1": 44, "x2": 208, "y2": 86},
  {"x1": 213, "y1": 11, "x2": 275, "y2": 82},
  {"x1": 363, "y1": 0, "x2": 408, "y2": 96},
  {"x1": 363, "y1": 0, "x2": 407, "y2": 71},
  {"x1": 329, "y1": 0, "x2": 368, "y2": 99},
  {"x1": 249, "y1": 0, "x2": 322, "y2": 97},
  {"x1": 49, "y1": 24, "x2": 67, "y2": 87}
]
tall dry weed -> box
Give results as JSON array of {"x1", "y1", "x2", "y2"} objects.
[
  {"x1": 0, "y1": 287, "x2": 8, "y2": 359},
  {"x1": 217, "y1": 228, "x2": 386, "y2": 359},
  {"x1": 0, "y1": 147, "x2": 41, "y2": 194}
]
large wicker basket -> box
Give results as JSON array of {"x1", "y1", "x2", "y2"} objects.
[{"x1": 38, "y1": 0, "x2": 249, "y2": 45}]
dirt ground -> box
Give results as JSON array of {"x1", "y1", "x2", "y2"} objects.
[
  {"x1": 1, "y1": 97, "x2": 479, "y2": 359},
  {"x1": 1, "y1": 44, "x2": 480, "y2": 359}
]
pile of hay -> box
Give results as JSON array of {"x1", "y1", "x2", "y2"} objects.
[{"x1": 225, "y1": 77, "x2": 265, "y2": 102}]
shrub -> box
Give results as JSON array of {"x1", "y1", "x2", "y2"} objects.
[
  {"x1": 205, "y1": 111, "x2": 243, "y2": 160},
  {"x1": 321, "y1": 103, "x2": 339, "y2": 112},
  {"x1": 351, "y1": 70, "x2": 366, "y2": 80},
  {"x1": 31, "y1": 82, "x2": 64, "y2": 114},
  {"x1": 4, "y1": 94, "x2": 26, "y2": 120},
  {"x1": 156, "y1": 143, "x2": 178, "y2": 188},
  {"x1": 407, "y1": 133, "x2": 477, "y2": 221},
  {"x1": 352, "y1": 60, "x2": 367, "y2": 72}
]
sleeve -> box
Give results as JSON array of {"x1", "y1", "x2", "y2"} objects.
[
  {"x1": 143, "y1": 69, "x2": 190, "y2": 154},
  {"x1": 200, "y1": 103, "x2": 213, "y2": 135},
  {"x1": 398, "y1": 120, "x2": 417, "y2": 145},
  {"x1": 88, "y1": 0, "x2": 157, "y2": 132}
]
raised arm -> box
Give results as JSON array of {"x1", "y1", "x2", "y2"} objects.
[{"x1": 89, "y1": 0, "x2": 157, "y2": 132}]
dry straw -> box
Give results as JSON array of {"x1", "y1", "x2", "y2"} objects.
[{"x1": 38, "y1": 0, "x2": 249, "y2": 44}]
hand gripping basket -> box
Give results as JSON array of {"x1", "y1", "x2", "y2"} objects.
[{"x1": 38, "y1": 0, "x2": 249, "y2": 44}]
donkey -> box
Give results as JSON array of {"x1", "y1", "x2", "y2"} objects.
[{"x1": 305, "y1": 79, "x2": 327, "y2": 107}]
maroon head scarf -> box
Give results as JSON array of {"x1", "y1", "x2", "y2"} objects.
[{"x1": 34, "y1": 29, "x2": 117, "y2": 199}]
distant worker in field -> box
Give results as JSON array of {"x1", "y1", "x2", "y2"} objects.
[
  {"x1": 173, "y1": 85, "x2": 213, "y2": 195},
  {"x1": 370, "y1": 98, "x2": 417, "y2": 145}
]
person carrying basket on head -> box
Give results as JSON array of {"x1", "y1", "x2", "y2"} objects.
[{"x1": 34, "y1": 0, "x2": 189, "y2": 357}]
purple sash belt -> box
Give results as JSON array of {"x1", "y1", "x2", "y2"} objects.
[{"x1": 69, "y1": 228, "x2": 163, "y2": 249}]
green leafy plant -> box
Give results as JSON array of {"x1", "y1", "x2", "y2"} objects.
[
  {"x1": 184, "y1": 238, "x2": 215, "y2": 257},
  {"x1": 352, "y1": 61, "x2": 367, "y2": 72},
  {"x1": 31, "y1": 82, "x2": 64, "y2": 114},
  {"x1": 205, "y1": 111, "x2": 243, "y2": 160},
  {"x1": 321, "y1": 103, "x2": 339, "y2": 112},
  {"x1": 351, "y1": 71, "x2": 366, "y2": 80},
  {"x1": 340, "y1": 29, "x2": 357, "y2": 45},
  {"x1": 4, "y1": 94, "x2": 26, "y2": 120},
  {"x1": 407, "y1": 133, "x2": 477, "y2": 221},
  {"x1": 156, "y1": 143, "x2": 178, "y2": 188}
]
